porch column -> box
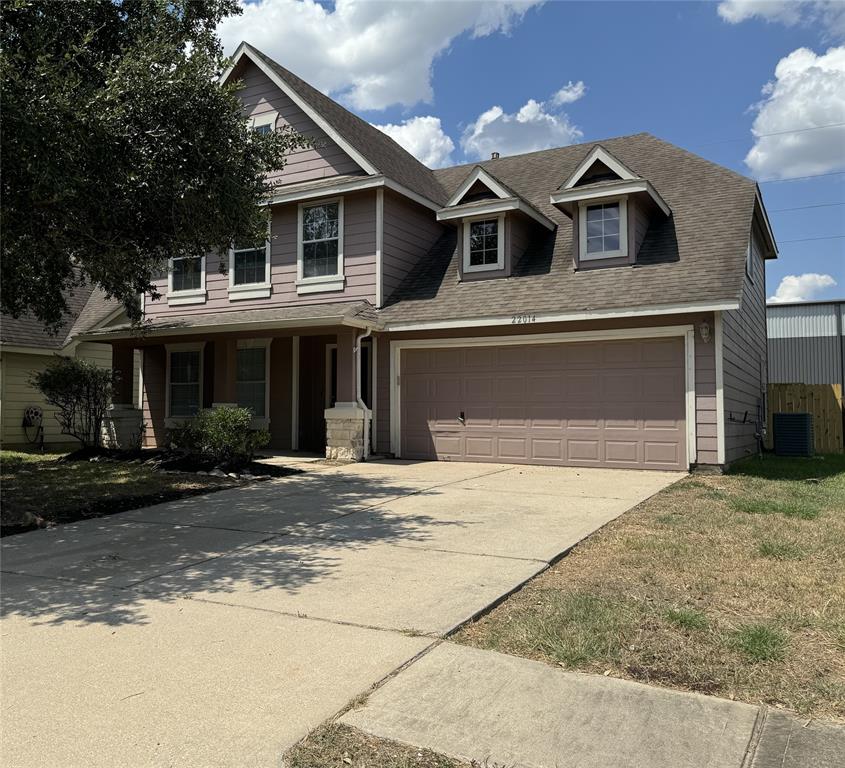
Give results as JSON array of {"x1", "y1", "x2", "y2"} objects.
[
  {"x1": 102, "y1": 342, "x2": 143, "y2": 449},
  {"x1": 324, "y1": 327, "x2": 368, "y2": 461},
  {"x1": 213, "y1": 338, "x2": 237, "y2": 407}
]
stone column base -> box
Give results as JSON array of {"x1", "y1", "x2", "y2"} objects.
[
  {"x1": 325, "y1": 402, "x2": 370, "y2": 462},
  {"x1": 102, "y1": 405, "x2": 145, "y2": 450}
]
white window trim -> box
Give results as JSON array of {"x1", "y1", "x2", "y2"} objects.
[
  {"x1": 579, "y1": 197, "x2": 628, "y2": 262},
  {"x1": 164, "y1": 342, "x2": 206, "y2": 425},
  {"x1": 229, "y1": 216, "x2": 272, "y2": 300},
  {"x1": 167, "y1": 255, "x2": 206, "y2": 306},
  {"x1": 296, "y1": 197, "x2": 345, "y2": 294},
  {"x1": 236, "y1": 338, "x2": 272, "y2": 428},
  {"x1": 251, "y1": 110, "x2": 279, "y2": 132},
  {"x1": 463, "y1": 214, "x2": 505, "y2": 273}
]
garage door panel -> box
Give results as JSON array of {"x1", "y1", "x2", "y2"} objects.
[
  {"x1": 399, "y1": 337, "x2": 687, "y2": 470},
  {"x1": 605, "y1": 441, "x2": 640, "y2": 463}
]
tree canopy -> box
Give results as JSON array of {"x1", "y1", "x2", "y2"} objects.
[{"x1": 1, "y1": 0, "x2": 307, "y2": 330}]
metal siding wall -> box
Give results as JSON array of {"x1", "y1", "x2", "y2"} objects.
[{"x1": 767, "y1": 301, "x2": 844, "y2": 386}]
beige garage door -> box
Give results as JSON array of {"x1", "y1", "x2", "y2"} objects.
[{"x1": 400, "y1": 337, "x2": 687, "y2": 470}]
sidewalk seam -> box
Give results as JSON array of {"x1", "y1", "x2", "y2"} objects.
[{"x1": 740, "y1": 704, "x2": 768, "y2": 768}]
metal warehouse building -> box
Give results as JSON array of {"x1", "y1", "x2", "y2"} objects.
[{"x1": 766, "y1": 299, "x2": 844, "y2": 453}]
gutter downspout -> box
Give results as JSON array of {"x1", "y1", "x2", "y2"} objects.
[{"x1": 354, "y1": 327, "x2": 373, "y2": 460}]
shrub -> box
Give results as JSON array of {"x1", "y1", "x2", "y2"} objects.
[
  {"x1": 169, "y1": 407, "x2": 269, "y2": 470},
  {"x1": 31, "y1": 357, "x2": 114, "y2": 448}
]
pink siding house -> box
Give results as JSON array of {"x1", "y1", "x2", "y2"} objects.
[{"x1": 86, "y1": 42, "x2": 777, "y2": 471}]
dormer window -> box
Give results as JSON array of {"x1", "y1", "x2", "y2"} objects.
[
  {"x1": 464, "y1": 215, "x2": 504, "y2": 272},
  {"x1": 579, "y1": 198, "x2": 628, "y2": 261}
]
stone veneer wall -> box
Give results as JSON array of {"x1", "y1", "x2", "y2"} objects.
[{"x1": 325, "y1": 403, "x2": 370, "y2": 461}]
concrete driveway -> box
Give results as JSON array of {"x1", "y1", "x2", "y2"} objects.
[{"x1": 1, "y1": 460, "x2": 679, "y2": 767}]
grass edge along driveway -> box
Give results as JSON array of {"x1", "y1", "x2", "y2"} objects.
[{"x1": 454, "y1": 454, "x2": 845, "y2": 723}]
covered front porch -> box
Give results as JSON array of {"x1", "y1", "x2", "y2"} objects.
[{"x1": 92, "y1": 305, "x2": 377, "y2": 461}]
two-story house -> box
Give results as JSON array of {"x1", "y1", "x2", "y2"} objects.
[{"x1": 86, "y1": 42, "x2": 777, "y2": 471}]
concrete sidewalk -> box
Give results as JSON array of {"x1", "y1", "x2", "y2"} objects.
[{"x1": 341, "y1": 642, "x2": 845, "y2": 768}]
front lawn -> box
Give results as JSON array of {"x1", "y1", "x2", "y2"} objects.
[
  {"x1": 0, "y1": 450, "x2": 238, "y2": 535},
  {"x1": 454, "y1": 454, "x2": 845, "y2": 721}
]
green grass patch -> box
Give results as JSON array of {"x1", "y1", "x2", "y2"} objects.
[
  {"x1": 731, "y1": 496, "x2": 821, "y2": 520},
  {"x1": 664, "y1": 608, "x2": 709, "y2": 631},
  {"x1": 499, "y1": 591, "x2": 639, "y2": 667},
  {"x1": 732, "y1": 624, "x2": 788, "y2": 662},
  {"x1": 728, "y1": 453, "x2": 845, "y2": 482},
  {"x1": 757, "y1": 538, "x2": 805, "y2": 560}
]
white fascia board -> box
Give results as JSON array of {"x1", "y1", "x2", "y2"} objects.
[
  {"x1": 437, "y1": 199, "x2": 555, "y2": 230},
  {"x1": 223, "y1": 44, "x2": 378, "y2": 176},
  {"x1": 562, "y1": 145, "x2": 639, "y2": 189},
  {"x1": 265, "y1": 176, "x2": 384, "y2": 206},
  {"x1": 384, "y1": 299, "x2": 741, "y2": 332},
  {"x1": 264, "y1": 175, "x2": 442, "y2": 212},
  {"x1": 446, "y1": 166, "x2": 513, "y2": 207},
  {"x1": 551, "y1": 180, "x2": 671, "y2": 216}
]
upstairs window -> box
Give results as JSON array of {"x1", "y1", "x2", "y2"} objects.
[
  {"x1": 297, "y1": 199, "x2": 345, "y2": 293},
  {"x1": 463, "y1": 215, "x2": 505, "y2": 273},
  {"x1": 168, "y1": 255, "x2": 206, "y2": 305},
  {"x1": 578, "y1": 198, "x2": 628, "y2": 262},
  {"x1": 229, "y1": 216, "x2": 272, "y2": 300},
  {"x1": 172, "y1": 255, "x2": 203, "y2": 292}
]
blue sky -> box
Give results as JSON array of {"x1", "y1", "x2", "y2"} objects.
[{"x1": 220, "y1": 1, "x2": 845, "y2": 303}]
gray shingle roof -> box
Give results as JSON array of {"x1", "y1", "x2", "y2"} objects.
[
  {"x1": 1, "y1": 285, "x2": 122, "y2": 349},
  {"x1": 379, "y1": 133, "x2": 759, "y2": 323},
  {"x1": 84, "y1": 301, "x2": 378, "y2": 340},
  {"x1": 247, "y1": 45, "x2": 448, "y2": 206}
]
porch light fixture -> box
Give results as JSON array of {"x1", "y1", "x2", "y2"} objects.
[{"x1": 699, "y1": 320, "x2": 711, "y2": 343}]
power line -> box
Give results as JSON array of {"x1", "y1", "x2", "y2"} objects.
[
  {"x1": 758, "y1": 171, "x2": 845, "y2": 183},
  {"x1": 699, "y1": 121, "x2": 845, "y2": 147},
  {"x1": 776, "y1": 234, "x2": 845, "y2": 244},
  {"x1": 769, "y1": 202, "x2": 845, "y2": 212}
]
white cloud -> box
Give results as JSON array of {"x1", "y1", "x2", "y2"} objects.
[
  {"x1": 768, "y1": 273, "x2": 837, "y2": 302},
  {"x1": 374, "y1": 116, "x2": 455, "y2": 168},
  {"x1": 744, "y1": 46, "x2": 845, "y2": 179},
  {"x1": 461, "y1": 98, "x2": 583, "y2": 160},
  {"x1": 718, "y1": 1, "x2": 845, "y2": 39},
  {"x1": 551, "y1": 81, "x2": 586, "y2": 105},
  {"x1": 218, "y1": 0, "x2": 542, "y2": 111}
]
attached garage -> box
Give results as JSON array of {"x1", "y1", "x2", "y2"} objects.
[{"x1": 392, "y1": 332, "x2": 692, "y2": 471}]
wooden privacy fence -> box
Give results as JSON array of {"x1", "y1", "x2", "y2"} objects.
[{"x1": 766, "y1": 383, "x2": 844, "y2": 454}]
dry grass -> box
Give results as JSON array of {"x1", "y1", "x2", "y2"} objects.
[
  {"x1": 454, "y1": 454, "x2": 845, "y2": 721},
  {"x1": 0, "y1": 450, "x2": 236, "y2": 532},
  {"x1": 287, "y1": 723, "x2": 470, "y2": 768}
]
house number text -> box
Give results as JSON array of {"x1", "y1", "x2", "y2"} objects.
[{"x1": 511, "y1": 313, "x2": 537, "y2": 324}]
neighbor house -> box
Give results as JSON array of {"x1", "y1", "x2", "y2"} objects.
[
  {"x1": 83, "y1": 42, "x2": 777, "y2": 471},
  {"x1": 0, "y1": 286, "x2": 139, "y2": 450}
]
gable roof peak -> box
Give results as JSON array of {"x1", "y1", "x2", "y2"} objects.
[
  {"x1": 560, "y1": 144, "x2": 640, "y2": 190},
  {"x1": 222, "y1": 42, "x2": 448, "y2": 207}
]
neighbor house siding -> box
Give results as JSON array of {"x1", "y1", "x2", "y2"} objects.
[
  {"x1": 145, "y1": 189, "x2": 378, "y2": 319},
  {"x1": 721, "y1": 227, "x2": 768, "y2": 464},
  {"x1": 238, "y1": 60, "x2": 363, "y2": 186},
  {"x1": 373, "y1": 313, "x2": 717, "y2": 465},
  {"x1": 381, "y1": 190, "x2": 444, "y2": 305},
  {"x1": 0, "y1": 342, "x2": 113, "y2": 449},
  {"x1": 767, "y1": 301, "x2": 844, "y2": 386}
]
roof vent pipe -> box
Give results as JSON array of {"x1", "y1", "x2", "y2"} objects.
[{"x1": 491, "y1": 151, "x2": 500, "y2": 160}]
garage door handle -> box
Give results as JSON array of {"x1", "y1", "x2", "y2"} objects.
[{"x1": 458, "y1": 411, "x2": 465, "y2": 424}]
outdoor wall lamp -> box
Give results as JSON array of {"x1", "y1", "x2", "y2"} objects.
[{"x1": 699, "y1": 320, "x2": 711, "y2": 343}]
